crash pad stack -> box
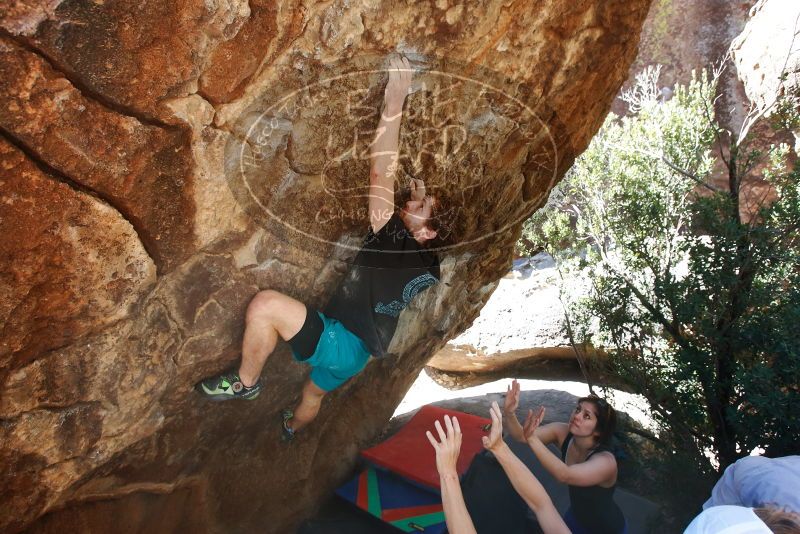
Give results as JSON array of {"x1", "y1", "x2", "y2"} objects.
[{"x1": 336, "y1": 405, "x2": 490, "y2": 533}]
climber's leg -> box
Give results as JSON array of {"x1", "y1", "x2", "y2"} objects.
[
  {"x1": 281, "y1": 380, "x2": 328, "y2": 441},
  {"x1": 196, "y1": 290, "x2": 308, "y2": 401},
  {"x1": 291, "y1": 380, "x2": 328, "y2": 431},
  {"x1": 239, "y1": 290, "x2": 309, "y2": 386}
]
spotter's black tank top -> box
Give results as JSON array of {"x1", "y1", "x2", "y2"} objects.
[{"x1": 560, "y1": 433, "x2": 625, "y2": 534}]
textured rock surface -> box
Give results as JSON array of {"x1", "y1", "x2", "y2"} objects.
[
  {"x1": 0, "y1": 38, "x2": 197, "y2": 272},
  {"x1": 443, "y1": 255, "x2": 570, "y2": 354},
  {"x1": 0, "y1": 1, "x2": 652, "y2": 532},
  {"x1": 0, "y1": 138, "x2": 156, "y2": 374},
  {"x1": 425, "y1": 346, "x2": 601, "y2": 389}
]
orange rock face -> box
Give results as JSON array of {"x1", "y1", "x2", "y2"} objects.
[
  {"x1": 0, "y1": 1, "x2": 652, "y2": 531},
  {"x1": 0, "y1": 38, "x2": 197, "y2": 271},
  {"x1": 614, "y1": 0, "x2": 757, "y2": 127},
  {"x1": 0, "y1": 138, "x2": 155, "y2": 372}
]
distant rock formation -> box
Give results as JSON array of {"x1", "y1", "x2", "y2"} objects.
[
  {"x1": 732, "y1": 0, "x2": 800, "y2": 150},
  {"x1": 614, "y1": 0, "x2": 757, "y2": 128},
  {"x1": 0, "y1": 1, "x2": 651, "y2": 531}
]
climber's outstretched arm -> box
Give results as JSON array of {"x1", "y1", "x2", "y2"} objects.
[{"x1": 369, "y1": 55, "x2": 412, "y2": 233}]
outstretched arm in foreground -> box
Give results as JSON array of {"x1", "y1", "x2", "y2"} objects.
[
  {"x1": 483, "y1": 402, "x2": 571, "y2": 534},
  {"x1": 426, "y1": 415, "x2": 478, "y2": 534}
]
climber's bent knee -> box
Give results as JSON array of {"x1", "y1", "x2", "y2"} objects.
[{"x1": 247, "y1": 290, "x2": 307, "y2": 341}]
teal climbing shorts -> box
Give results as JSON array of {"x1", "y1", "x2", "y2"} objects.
[{"x1": 292, "y1": 312, "x2": 371, "y2": 392}]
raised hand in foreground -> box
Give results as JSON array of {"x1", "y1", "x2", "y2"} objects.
[
  {"x1": 426, "y1": 414, "x2": 462, "y2": 477},
  {"x1": 482, "y1": 401, "x2": 505, "y2": 451},
  {"x1": 426, "y1": 414, "x2": 477, "y2": 534},
  {"x1": 482, "y1": 402, "x2": 570, "y2": 534},
  {"x1": 426, "y1": 404, "x2": 569, "y2": 534}
]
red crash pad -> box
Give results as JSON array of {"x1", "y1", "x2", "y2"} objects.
[{"x1": 361, "y1": 405, "x2": 490, "y2": 490}]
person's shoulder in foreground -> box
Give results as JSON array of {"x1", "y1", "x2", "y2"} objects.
[{"x1": 704, "y1": 455, "x2": 800, "y2": 513}]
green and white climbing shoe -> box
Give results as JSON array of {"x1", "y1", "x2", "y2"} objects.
[
  {"x1": 281, "y1": 409, "x2": 296, "y2": 442},
  {"x1": 196, "y1": 370, "x2": 262, "y2": 401}
]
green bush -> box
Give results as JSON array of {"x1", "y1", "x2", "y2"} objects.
[{"x1": 522, "y1": 66, "x2": 800, "y2": 470}]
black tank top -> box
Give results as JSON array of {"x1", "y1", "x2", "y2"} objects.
[{"x1": 560, "y1": 433, "x2": 625, "y2": 534}]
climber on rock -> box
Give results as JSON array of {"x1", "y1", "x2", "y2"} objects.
[{"x1": 196, "y1": 55, "x2": 443, "y2": 442}]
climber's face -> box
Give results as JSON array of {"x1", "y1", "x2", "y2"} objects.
[{"x1": 399, "y1": 195, "x2": 438, "y2": 244}]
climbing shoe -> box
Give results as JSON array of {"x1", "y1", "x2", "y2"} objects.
[
  {"x1": 196, "y1": 370, "x2": 262, "y2": 401},
  {"x1": 281, "y1": 409, "x2": 296, "y2": 442}
]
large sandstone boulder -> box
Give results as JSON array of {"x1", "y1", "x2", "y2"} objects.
[{"x1": 0, "y1": 1, "x2": 652, "y2": 532}]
